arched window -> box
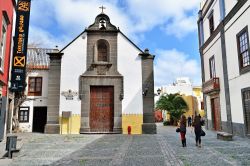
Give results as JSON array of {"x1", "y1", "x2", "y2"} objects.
[{"x1": 98, "y1": 41, "x2": 108, "y2": 61}]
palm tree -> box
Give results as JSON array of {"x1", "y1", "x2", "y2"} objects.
[{"x1": 156, "y1": 93, "x2": 188, "y2": 125}]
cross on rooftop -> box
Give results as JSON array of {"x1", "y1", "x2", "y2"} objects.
[{"x1": 99, "y1": 5, "x2": 106, "y2": 13}]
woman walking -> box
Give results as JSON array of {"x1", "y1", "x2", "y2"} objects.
[
  {"x1": 180, "y1": 115, "x2": 187, "y2": 147},
  {"x1": 193, "y1": 115, "x2": 202, "y2": 147}
]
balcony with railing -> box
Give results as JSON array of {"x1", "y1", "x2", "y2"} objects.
[{"x1": 202, "y1": 77, "x2": 220, "y2": 94}]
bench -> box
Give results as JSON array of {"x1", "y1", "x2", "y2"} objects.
[{"x1": 217, "y1": 132, "x2": 233, "y2": 141}]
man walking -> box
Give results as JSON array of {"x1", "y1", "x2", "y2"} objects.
[{"x1": 188, "y1": 116, "x2": 192, "y2": 127}]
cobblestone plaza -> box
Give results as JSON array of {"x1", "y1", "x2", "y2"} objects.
[{"x1": 1, "y1": 124, "x2": 249, "y2": 166}]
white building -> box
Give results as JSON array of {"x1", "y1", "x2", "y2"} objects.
[
  {"x1": 160, "y1": 77, "x2": 193, "y2": 96},
  {"x1": 198, "y1": 0, "x2": 250, "y2": 137},
  {"x1": 19, "y1": 48, "x2": 57, "y2": 132}
]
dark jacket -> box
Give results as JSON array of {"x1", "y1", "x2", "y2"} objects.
[
  {"x1": 180, "y1": 123, "x2": 186, "y2": 133},
  {"x1": 193, "y1": 116, "x2": 201, "y2": 134}
]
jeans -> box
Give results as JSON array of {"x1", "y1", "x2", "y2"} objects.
[{"x1": 195, "y1": 131, "x2": 201, "y2": 144}]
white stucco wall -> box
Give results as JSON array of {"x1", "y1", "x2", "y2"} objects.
[
  {"x1": 203, "y1": 0, "x2": 221, "y2": 42},
  {"x1": 224, "y1": 1, "x2": 250, "y2": 123},
  {"x1": 60, "y1": 33, "x2": 87, "y2": 115},
  {"x1": 203, "y1": 33, "x2": 227, "y2": 122},
  {"x1": 228, "y1": 75, "x2": 250, "y2": 123},
  {"x1": 59, "y1": 32, "x2": 143, "y2": 115},
  {"x1": 224, "y1": 0, "x2": 238, "y2": 15},
  {"x1": 117, "y1": 33, "x2": 143, "y2": 114},
  {"x1": 19, "y1": 70, "x2": 49, "y2": 132}
]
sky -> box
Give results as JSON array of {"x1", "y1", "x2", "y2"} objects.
[{"x1": 28, "y1": 0, "x2": 202, "y2": 87}]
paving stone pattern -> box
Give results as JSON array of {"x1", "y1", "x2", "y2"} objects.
[
  {"x1": 5, "y1": 124, "x2": 250, "y2": 166},
  {"x1": 9, "y1": 134, "x2": 102, "y2": 166},
  {"x1": 158, "y1": 125, "x2": 250, "y2": 166}
]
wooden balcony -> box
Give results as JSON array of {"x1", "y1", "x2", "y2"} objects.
[{"x1": 202, "y1": 77, "x2": 220, "y2": 94}]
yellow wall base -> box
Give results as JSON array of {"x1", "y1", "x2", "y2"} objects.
[
  {"x1": 122, "y1": 114, "x2": 143, "y2": 134},
  {"x1": 59, "y1": 114, "x2": 143, "y2": 135},
  {"x1": 59, "y1": 114, "x2": 81, "y2": 134}
]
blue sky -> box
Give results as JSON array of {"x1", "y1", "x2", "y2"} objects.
[{"x1": 28, "y1": 0, "x2": 201, "y2": 86}]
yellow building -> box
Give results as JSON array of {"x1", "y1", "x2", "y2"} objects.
[
  {"x1": 157, "y1": 78, "x2": 204, "y2": 122},
  {"x1": 193, "y1": 86, "x2": 205, "y2": 117}
]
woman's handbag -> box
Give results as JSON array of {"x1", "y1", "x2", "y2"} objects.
[
  {"x1": 176, "y1": 128, "x2": 180, "y2": 133},
  {"x1": 201, "y1": 129, "x2": 206, "y2": 136}
]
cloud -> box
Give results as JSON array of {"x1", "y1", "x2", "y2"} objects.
[
  {"x1": 29, "y1": 0, "x2": 200, "y2": 48},
  {"x1": 154, "y1": 49, "x2": 201, "y2": 86},
  {"x1": 28, "y1": 26, "x2": 70, "y2": 49},
  {"x1": 164, "y1": 14, "x2": 198, "y2": 38},
  {"x1": 29, "y1": 0, "x2": 135, "y2": 47},
  {"x1": 125, "y1": 0, "x2": 200, "y2": 37}
]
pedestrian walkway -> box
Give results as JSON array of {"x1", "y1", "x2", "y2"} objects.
[
  {"x1": 158, "y1": 125, "x2": 250, "y2": 166},
  {"x1": 1, "y1": 124, "x2": 250, "y2": 166},
  {"x1": 0, "y1": 133, "x2": 32, "y2": 166},
  {"x1": 51, "y1": 134, "x2": 183, "y2": 166},
  {"x1": 5, "y1": 134, "x2": 102, "y2": 166},
  {"x1": 0, "y1": 138, "x2": 11, "y2": 166}
]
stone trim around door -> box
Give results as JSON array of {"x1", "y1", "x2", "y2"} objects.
[
  {"x1": 241, "y1": 87, "x2": 250, "y2": 137},
  {"x1": 210, "y1": 94, "x2": 222, "y2": 131},
  {"x1": 79, "y1": 75, "x2": 123, "y2": 134}
]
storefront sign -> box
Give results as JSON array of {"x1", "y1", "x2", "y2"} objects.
[{"x1": 10, "y1": 0, "x2": 31, "y2": 92}]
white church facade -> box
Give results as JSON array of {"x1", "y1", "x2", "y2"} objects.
[{"x1": 41, "y1": 12, "x2": 156, "y2": 134}]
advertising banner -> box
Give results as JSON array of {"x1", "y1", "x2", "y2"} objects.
[{"x1": 10, "y1": 0, "x2": 31, "y2": 92}]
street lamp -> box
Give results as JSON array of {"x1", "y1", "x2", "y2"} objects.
[{"x1": 157, "y1": 88, "x2": 161, "y2": 95}]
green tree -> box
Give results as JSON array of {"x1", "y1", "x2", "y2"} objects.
[{"x1": 156, "y1": 93, "x2": 188, "y2": 125}]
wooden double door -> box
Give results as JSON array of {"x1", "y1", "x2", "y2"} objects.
[
  {"x1": 211, "y1": 97, "x2": 221, "y2": 131},
  {"x1": 90, "y1": 86, "x2": 114, "y2": 132}
]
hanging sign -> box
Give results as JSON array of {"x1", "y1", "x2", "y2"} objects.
[{"x1": 10, "y1": 0, "x2": 31, "y2": 92}]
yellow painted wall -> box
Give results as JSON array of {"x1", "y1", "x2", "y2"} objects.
[
  {"x1": 122, "y1": 114, "x2": 143, "y2": 134},
  {"x1": 59, "y1": 114, "x2": 143, "y2": 135},
  {"x1": 60, "y1": 114, "x2": 81, "y2": 134},
  {"x1": 193, "y1": 88, "x2": 202, "y2": 97},
  {"x1": 182, "y1": 95, "x2": 196, "y2": 117},
  {"x1": 192, "y1": 87, "x2": 205, "y2": 117}
]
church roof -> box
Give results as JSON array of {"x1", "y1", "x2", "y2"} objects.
[
  {"x1": 60, "y1": 13, "x2": 144, "y2": 53},
  {"x1": 27, "y1": 48, "x2": 58, "y2": 70}
]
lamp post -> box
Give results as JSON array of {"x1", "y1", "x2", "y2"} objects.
[{"x1": 157, "y1": 88, "x2": 161, "y2": 96}]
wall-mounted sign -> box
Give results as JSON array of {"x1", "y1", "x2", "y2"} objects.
[
  {"x1": 10, "y1": 0, "x2": 31, "y2": 92},
  {"x1": 61, "y1": 89, "x2": 78, "y2": 100}
]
